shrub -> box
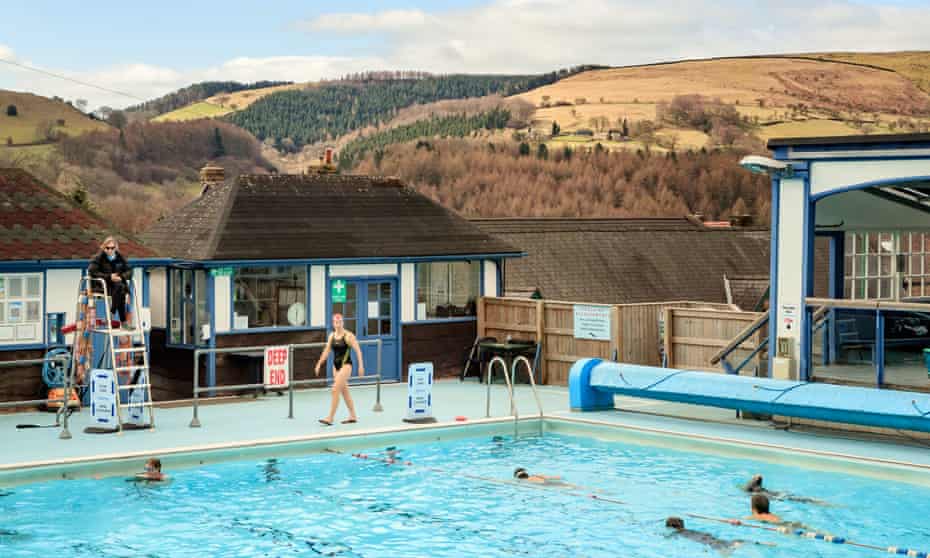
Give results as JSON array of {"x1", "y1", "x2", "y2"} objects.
[{"x1": 6, "y1": 105, "x2": 17, "y2": 117}]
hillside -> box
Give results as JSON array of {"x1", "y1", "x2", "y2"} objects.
[
  {"x1": 128, "y1": 80, "x2": 293, "y2": 118},
  {"x1": 154, "y1": 82, "x2": 306, "y2": 122},
  {"x1": 806, "y1": 51, "x2": 930, "y2": 94},
  {"x1": 0, "y1": 90, "x2": 110, "y2": 145}
]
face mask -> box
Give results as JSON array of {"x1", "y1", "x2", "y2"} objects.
[{"x1": 107, "y1": 252, "x2": 117, "y2": 262}]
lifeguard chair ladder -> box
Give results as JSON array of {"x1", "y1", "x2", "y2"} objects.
[{"x1": 68, "y1": 276, "x2": 155, "y2": 433}]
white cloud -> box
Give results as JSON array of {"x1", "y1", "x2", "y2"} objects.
[
  {"x1": 2, "y1": 1, "x2": 930, "y2": 110},
  {"x1": 299, "y1": 10, "x2": 431, "y2": 33}
]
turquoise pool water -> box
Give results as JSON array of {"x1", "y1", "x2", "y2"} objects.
[{"x1": 2, "y1": 432, "x2": 929, "y2": 557}]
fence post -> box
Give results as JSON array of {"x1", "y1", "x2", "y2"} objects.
[
  {"x1": 190, "y1": 350, "x2": 201, "y2": 427},
  {"x1": 609, "y1": 305, "x2": 620, "y2": 364},
  {"x1": 373, "y1": 339, "x2": 383, "y2": 412},
  {"x1": 535, "y1": 299, "x2": 545, "y2": 384},
  {"x1": 663, "y1": 308, "x2": 674, "y2": 369},
  {"x1": 288, "y1": 344, "x2": 295, "y2": 419},
  {"x1": 59, "y1": 355, "x2": 72, "y2": 440},
  {"x1": 477, "y1": 296, "x2": 486, "y2": 339}
]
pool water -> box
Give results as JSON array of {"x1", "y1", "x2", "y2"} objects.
[{"x1": 2, "y1": 432, "x2": 929, "y2": 557}]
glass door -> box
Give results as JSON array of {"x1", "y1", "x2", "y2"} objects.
[{"x1": 329, "y1": 278, "x2": 398, "y2": 382}]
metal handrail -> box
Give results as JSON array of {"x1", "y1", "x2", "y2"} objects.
[
  {"x1": 710, "y1": 310, "x2": 769, "y2": 365},
  {"x1": 485, "y1": 356, "x2": 518, "y2": 439},
  {"x1": 190, "y1": 338, "x2": 384, "y2": 427},
  {"x1": 512, "y1": 355, "x2": 544, "y2": 436}
]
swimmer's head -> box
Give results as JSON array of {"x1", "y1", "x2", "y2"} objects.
[
  {"x1": 665, "y1": 517, "x2": 685, "y2": 530},
  {"x1": 513, "y1": 467, "x2": 529, "y2": 480},
  {"x1": 751, "y1": 494, "x2": 770, "y2": 514},
  {"x1": 145, "y1": 458, "x2": 161, "y2": 473},
  {"x1": 744, "y1": 474, "x2": 764, "y2": 492},
  {"x1": 492, "y1": 436, "x2": 504, "y2": 442}
]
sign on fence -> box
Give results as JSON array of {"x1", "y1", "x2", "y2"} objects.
[
  {"x1": 573, "y1": 305, "x2": 611, "y2": 340},
  {"x1": 404, "y1": 362, "x2": 435, "y2": 423},
  {"x1": 263, "y1": 345, "x2": 290, "y2": 388}
]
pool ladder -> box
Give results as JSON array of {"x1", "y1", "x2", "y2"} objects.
[{"x1": 485, "y1": 356, "x2": 545, "y2": 438}]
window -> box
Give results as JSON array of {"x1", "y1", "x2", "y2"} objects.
[
  {"x1": 844, "y1": 232, "x2": 930, "y2": 301},
  {"x1": 0, "y1": 273, "x2": 43, "y2": 344},
  {"x1": 169, "y1": 269, "x2": 206, "y2": 345},
  {"x1": 233, "y1": 266, "x2": 307, "y2": 329},
  {"x1": 416, "y1": 262, "x2": 480, "y2": 319}
]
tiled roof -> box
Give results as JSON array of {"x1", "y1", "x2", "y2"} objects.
[
  {"x1": 143, "y1": 173, "x2": 520, "y2": 261},
  {"x1": 726, "y1": 274, "x2": 770, "y2": 311},
  {"x1": 474, "y1": 218, "x2": 818, "y2": 305},
  {"x1": 0, "y1": 168, "x2": 157, "y2": 261}
]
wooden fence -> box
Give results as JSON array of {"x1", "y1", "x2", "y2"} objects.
[
  {"x1": 663, "y1": 308, "x2": 766, "y2": 374},
  {"x1": 477, "y1": 297, "x2": 736, "y2": 385}
]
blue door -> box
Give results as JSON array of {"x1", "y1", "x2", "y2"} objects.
[{"x1": 329, "y1": 278, "x2": 399, "y2": 382}]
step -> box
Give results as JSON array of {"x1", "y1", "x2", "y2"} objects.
[
  {"x1": 114, "y1": 347, "x2": 146, "y2": 354},
  {"x1": 119, "y1": 401, "x2": 155, "y2": 409},
  {"x1": 115, "y1": 365, "x2": 148, "y2": 372},
  {"x1": 117, "y1": 383, "x2": 151, "y2": 390}
]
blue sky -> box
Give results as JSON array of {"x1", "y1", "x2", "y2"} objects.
[{"x1": 2, "y1": 0, "x2": 929, "y2": 108}]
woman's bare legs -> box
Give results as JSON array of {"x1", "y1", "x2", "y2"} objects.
[{"x1": 323, "y1": 365, "x2": 356, "y2": 423}]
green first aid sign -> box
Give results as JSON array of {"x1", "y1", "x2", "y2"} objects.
[{"x1": 331, "y1": 279, "x2": 347, "y2": 303}]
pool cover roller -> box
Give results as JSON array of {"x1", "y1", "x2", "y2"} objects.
[{"x1": 569, "y1": 359, "x2": 930, "y2": 433}]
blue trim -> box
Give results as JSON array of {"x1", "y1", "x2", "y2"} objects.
[
  {"x1": 767, "y1": 176, "x2": 780, "y2": 370},
  {"x1": 0, "y1": 342, "x2": 48, "y2": 351},
  {"x1": 222, "y1": 326, "x2": 325, "y2": 335},
  {"x1": 479, "y1": 260, "x2": 485, "y2": 297},
  {"x1": 782, "y1": 142, "x2": 930, "y2": 154},
  {"x1": 207, "y1": 272, "x2": 216, "y2": 389},
  {"x1": 810, "y1": 174, "x2": 930, "y2": 202},
  {"x1": 204, "y1": 253, "x2": 525, "y2": 267},
  {"x1": 41, "y1": 270, "x2": 47, "y2": 346},
  {"x1": 875, "y1": 309, "x2": 885, "y2": 388},
  {"x1": 496, "y1": 259, "x2": 503, "y2": 297},
  {"x1": 799, "y1": 174, "x2": 814, "y2": 381},
  {"x1": 402, "y1": 317, "x2": 477, "y2": 325}
]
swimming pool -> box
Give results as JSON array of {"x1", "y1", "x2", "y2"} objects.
[{"x1": 2, "y1": 423, "x2": 929, "y2": 557}]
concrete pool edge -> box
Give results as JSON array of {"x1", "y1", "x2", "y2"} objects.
[{"x1": 4, "y1": 412, "x2": 930, "y2": 486}]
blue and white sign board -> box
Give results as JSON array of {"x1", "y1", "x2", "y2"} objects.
[
  {"x1": 573, "y1": 304, "x2": 611, "y2": 341},
  {"x1": 405, "y1": 362, "x2": 433, "y2": 421},
  {"x1": 90, "y1": 369, "x2": 117, "y2": 428}
]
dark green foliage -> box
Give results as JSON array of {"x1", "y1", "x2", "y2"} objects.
[
  {"x1": 551, "y1": 121, "x2": 560, "y2": 136},
  {"x1": 621, "y1": 118, "x2": 629, "y2": 138},
  {"x1": 562, "y1": 146, "x2": 573, "y2": 160},
  {"x1": 338, "y1": 108, "x2": 511, "y2": 169},
  {"x1": 127, "y1": 80, "x2": 292, "y2": 116},
  {"x1": 519, "y1": 142, "x2": 531, "y2": 156},
  {"x1": 536, "y1": 143, "x2": 549, "y2": 160},
  {"x1": 6, "y1": 105, "x2": 17, "y2": 117},
  {"x1": 213, "y1": 127, "x2": 226, "y2": 158},
  {"x1": 229, "y1": 69, "x2": 604, "y2": 149}
]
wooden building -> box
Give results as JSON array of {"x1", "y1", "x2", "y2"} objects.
[{"x1": 141, "y1": 169, "x2": 521, "y2": 398}]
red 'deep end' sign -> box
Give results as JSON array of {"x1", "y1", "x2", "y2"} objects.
[{"x1": 263, "y1": 346, "x2": 290, "y2": 388}]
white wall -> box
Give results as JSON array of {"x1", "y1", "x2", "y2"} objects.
[
  {"x1": 310, "y1": 265, "x2": 326, "y2": 327},
  {"x1": 328, "y1": 263, "x2": 397, "y2": 277},
  {"x1": 483, "y1": 260, "x2": 498, "y2": 297},
  {"x1": 148, "y1": 268, "x2": 167, "y2": 328},
  {"x1": 401, "y1": 263, "x2": 415, "y2": 322},
  {"x1": 811, "y1": 160, "x2": 930, "y2": 197},
  {"x1": 46, "y1": 269, "x2": 82, "y2": 344},
  {"x1": 214, "y1": 275, "x2": 231, "y2": 332},
  {"x1": 775, "y1": 177, "x2": 807, "y2": 377}
]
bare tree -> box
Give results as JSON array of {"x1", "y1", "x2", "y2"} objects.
[{"x1": 75, "y1": 99, "x2": 88, "y2": 113}]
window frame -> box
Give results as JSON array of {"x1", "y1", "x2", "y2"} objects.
[
  {"x1": 229, "y1": 265, "x2": 311, "y2": 333},
  {"x1": 414, "y1": 261, "x2": 481, "y2": 322},
  {"x1": 0, "y1": 272, "x2": 45, "y2": 346}
]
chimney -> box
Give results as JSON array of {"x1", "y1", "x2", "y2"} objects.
[
  {"x1": 199, "y1": 163, "x2": 224, "y2": 195},
  {"x1": 324, "y1": 147, "x2": 334, "y2": 166}
]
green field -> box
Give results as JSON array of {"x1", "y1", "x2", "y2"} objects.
[
  {"x1": 0, "y1": 90, "x2": 110, "y2": 144},
  {"x1": 153, "y1": 101, "x2": 233, "y2": 122}
]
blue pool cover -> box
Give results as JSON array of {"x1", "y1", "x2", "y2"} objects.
[{"x1": 569, "y1": 359, "x2": 930, "y2": 433}]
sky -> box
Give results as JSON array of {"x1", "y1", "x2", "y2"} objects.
[{"x1": 1, "y1": 0, "x2": 930, "y2": 109}]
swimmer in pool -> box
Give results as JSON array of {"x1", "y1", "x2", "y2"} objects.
[
  {"x1": 665, "y1": 517, "x2": 746, "y2": 554},
  {"x1": 512, "y1": 467, "x2": 573, "y2": 487},
  {"x1": 134, "y1": 458, "x2": 167, "y2": 482},
  {"x1": 743, "y1": 474, "x2": 830, "y2": 505},
  {"x1": 729, "y1": 494, "x2": 781, "y2": 525}
]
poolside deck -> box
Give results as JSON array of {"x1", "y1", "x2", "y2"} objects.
[{"x1": 4, "y1": 380, "x2": 930, "y2": 478}]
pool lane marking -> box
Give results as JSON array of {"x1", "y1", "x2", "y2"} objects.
[
  {"x1": 687, "y1": 513, "x2": 928, "y2": 557},
  {"x1": 328, "y1": 448, "x2": 627, "y2": 504}
]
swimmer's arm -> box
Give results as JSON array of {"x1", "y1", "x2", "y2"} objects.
[{"x1": 347, "y1": 332, "x2": 365, "y2": 375}]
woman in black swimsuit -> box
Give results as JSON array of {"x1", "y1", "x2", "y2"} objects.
[{"x1": 315, "y1": 313, "x2": 365, "y2": 425}]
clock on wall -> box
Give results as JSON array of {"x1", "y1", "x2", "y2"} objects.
[{"x1": 287, "y1": 302, "x2": 306, "y2": 326}]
